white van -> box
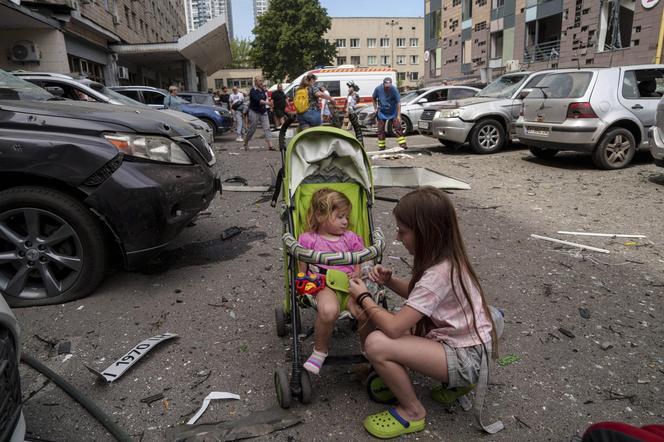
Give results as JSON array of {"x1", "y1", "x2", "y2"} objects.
[{"x1": 284, "y1": 67, "x2": 397, "y2": 109}]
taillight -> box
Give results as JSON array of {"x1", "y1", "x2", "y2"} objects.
[{"x1": 567, "y1": 102, "x2": 597, "y2": 119}]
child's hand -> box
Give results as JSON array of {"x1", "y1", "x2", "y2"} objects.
[
  {"x1": 369, "y1": 265, "x2": 392, "y2": 285},
  {"x1": 348, "y1": 278, "x2": 368, "y2": 299}
]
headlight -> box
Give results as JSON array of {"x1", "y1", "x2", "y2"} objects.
[
  {"x1": 214, "y1": 110, "x2": 221, "y2": 116},
  {"x1": 439, "y1": 110, "x2": 461, "y2": 118},
  {"x1": 104, "y1": 133, "x2": 192, "y2": 164},
  {"x1": 219, "y1": 108, "x2": 232, "y2": 118}
]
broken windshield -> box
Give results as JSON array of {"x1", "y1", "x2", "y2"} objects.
[{"x1": 477, "y1": 74, "x2": 528, "y2": 99}]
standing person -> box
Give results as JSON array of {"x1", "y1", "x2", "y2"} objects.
[
  {"x1": 229, "y1": 86, "x2": 245, "y2": 142},
  {"x1": 163, "y1": 85, "x2": 183, "y2": 111},
  {"x1": 372, "y1": 77, "x2": 407, "y2": 150},
  {"x1": 244, "y1": 77, "x2": 274, "y2": 151},
  {"x1": 219, "y1": 86, "x2": 230, "y2": 110},
  {"x1": 319, "y1": 86, "x2": 333, "y2": 123},
  {"x1": 342, "y1": 81, "x2": 360, "y2": 131},
  {"x1": 294, "y1": 73, "x2": 326, "y2": 129},
  {"x1": 212, "y1": 90, "x2": 221, "y2": 106},
  {"x1": 272, "y1": 83, "x2": 288, "y2": 128},
  {"x1": 346, "y1": 187, "x2": 499, "y2": 438}
]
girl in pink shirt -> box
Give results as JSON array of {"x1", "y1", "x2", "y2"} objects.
[
  {"x1": 298, "y1": 188, "x2": 365, "y2": 375},
  {"x1": 347, "y1": 187, "x2": 499, "y2": 439}
]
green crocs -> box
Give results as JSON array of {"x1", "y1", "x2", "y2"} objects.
[
  {"x1": 363, "y1": 407, "x2": 425, "y2": 439},
  {"x1": 431, "y1": 384, "x2": 475, "y2": 404}
]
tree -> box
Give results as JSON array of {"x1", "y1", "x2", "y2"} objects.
[
  {"x1": 250, "y1": 0, "x2": 337, "y2": 81},
  {"x1": 229, "y1": 38, "x2": 254, "y2": 69}
]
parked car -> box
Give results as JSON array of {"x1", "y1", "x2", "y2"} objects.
[
  {"x1": 0, "y1": 70, "x2": 220, "y2": 307},
  {"x1": 356, "y1": 85, "x2": 479, "y2": 135},
  {"x1": 0, "y1": 295, "x2": 25, "y2": 442},
  {"x1": 420, "y1": 71, "x2": 549, "y2": 153},
  {"x1": 517, "y1": 65, "x2": 664, "y2": 169},
  {"x1": 111, "y1": 86, "x2": 233, "y2": 135},
  {"x1": 648, "y1": 94, "x2": 664, "y2": 168},
  {"x1": 13, "y1": 72, "x2": 215, "y2": 144},
  {"x1": 179, "y1": 91, "x2": 218, "y2": 107}
]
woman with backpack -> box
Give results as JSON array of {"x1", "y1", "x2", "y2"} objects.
[{"x1": 294, "y1": 73, "x2": 326, "y2": 129}]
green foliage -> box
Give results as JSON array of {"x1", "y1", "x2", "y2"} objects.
[
  {"x1": 230, "y1": 38, "x2": 253, "y2": 69},
  {"x1": 250, "y1": 0, "x2": 337, "y2": 81}
]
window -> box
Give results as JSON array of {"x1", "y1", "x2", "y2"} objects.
[
  {"x1": 410, "y1": 55, "x2": 419, "y2": 64},
  {"x1": 316, "y1": 80, "x2": 341, "y2": 97},
  {"x1": 598, "y1": 0, "x2": 635, "y2": 52},
  {"x1": 622, "y1": 69, "x2": 664, "y2": 99},
  {"x1": 336, "y1": 38, "x2": 346, "y2": 48},
  {"x1": 449, "y1": 88, "x2": 477, "y2": 100},
  {"x1": 380, "y1": 55, "x2": 390, "y2": 65},
  {"x1": 491, "y1": 31, "x2": 503, "y2": 58},
  {"x1": 337, "y1": 56, "x2": 347, "y2": 65},
  {"x1": 116, "y1": 89, "x2": 140, "y2": 101},
  {"x1": 124, "y1": 6, "x2": 131, "y2": 27},
  {"x1": 396, "y1": 38, "x2": 406, "y2": 47},
  {"x1": 367, "y1": 38, "x2": 377, "y2": 48},
  {"x1": 537, "y1": 72, "x2": 593, "y2": 98},
  {"x1": 380, "y1": 37, "x2": 390, "y2": 48},
  {"x1": 462, "y1": 0, "x2": 472, "y2": 20},
  {"x1": 453, "y1": 0, "x2": 461, "y2": 5},
  {"x1": 408, "y1": 72, "x2": 419, "y2": 81},
  {"x1": 228, "y1": 78, "x2": 253, "y2": 88},
  {"x1": 397, "y1": 72, "x2": 406, "y2": 81},
  {"x1": 143, "y1": 90, "x2": 166, "y2": 105},
  {"x1": 410, "y1": 38, "x2": 419, "y2": 47},
  {"x1": 424, "y1": 89, "x2": 447, "y2": 102},
  {"x1": 427, "y1": 10, "x2": 441, "y2": 39},
  {"x1": 368, "y1": 55, "x2": 377, "y2": 65},
  {"x1": 214, "y1": 79, "x2": 224, "y2": 89},
  {"x1": 350, "y1": 38, "x2": 360, "y2": 48},
  {"x1": 350, "y1": 55, "x2": 361, "y2": 65},
  {"x1": 396, "y1": 55, "x2": 406, "y2": 65}
]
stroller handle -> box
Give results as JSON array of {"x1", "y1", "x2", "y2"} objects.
[
  {"x1": 279, "y1": 116, "x2": 295, "y2": 151},
  {"x1": 283, "y1": 229, "x2": 385, "y2": 266}
]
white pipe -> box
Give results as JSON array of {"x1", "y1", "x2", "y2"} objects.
[
  {"x1": 557, "y1": 231, "x2": 646, "y2": 239},
  {"x1": 530, "y1": 234, "x2": 610, "y2": 254}
]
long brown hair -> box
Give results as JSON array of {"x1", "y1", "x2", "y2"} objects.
[{"x1": 393, "y1": 187, "x2": 498, "y2": 358}]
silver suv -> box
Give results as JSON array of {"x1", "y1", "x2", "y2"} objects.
[
  {"x1": 422, "y1": 71, "x2": 549, "y2": 153},
  {"x1": 647, "y1": 95, "x2": 664, "y2": 168},
  {"x1": 517, "y1": 65, "x2": 664, "y2": 169}
]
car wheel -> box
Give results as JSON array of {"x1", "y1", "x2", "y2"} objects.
[
  {"x1": 387, "y1": 117, "x2": 409, "y2": 137},
  {"x1": 200, "y1": 118, "x2": 217, "y2": 136},
  {"x1": 0, "y1": 187, "x2": 107, "y2": 307},
  {"x1": 529, "y1": 146, "x2": 558, "y2": 159},
  {"x1": 469, "y1": 118, "x2": 505, "y2": 154},
  {"x1": 592, "y1": 128, "x2": 636, "y2": 170}
]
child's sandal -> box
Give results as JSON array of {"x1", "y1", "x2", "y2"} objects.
[{"x1": 363, "y1": 407, "x2": 425, "y2": 439}]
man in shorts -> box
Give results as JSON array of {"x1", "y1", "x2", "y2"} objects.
[{"x1": 372, "y1": 77, "x2": 407, "y2": 150}]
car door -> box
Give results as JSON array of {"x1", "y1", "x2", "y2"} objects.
[
  {"x1": 448, "y1": 87, "x2": 477, "y2": 100},
  {"x1": 142, "y1": 90, "x2": 168, "y2": 108},
  {"x1": 618, "y1": 68, "x2": 664, "y2": 131}
]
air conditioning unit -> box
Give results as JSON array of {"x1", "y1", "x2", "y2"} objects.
[
  {"x1": 505, "y1": 59, "x2": 520, "y2": 72},
  {"x1": 11, "y1": 41, "x2": 40, "y2": 62},
  {"x1": 118, "y1": 66, "x2": 130, "y2": 80},
  {"x1": 112, "y1": 14, "x2": 121, "y2": 25}
]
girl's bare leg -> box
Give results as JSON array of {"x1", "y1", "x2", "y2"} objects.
[
  {"x1": 313, "y1": 288, "x2": 339, "y2": 353},
  {"x1": 364, "y1": 331, "x2": 449, "y2": 422}
]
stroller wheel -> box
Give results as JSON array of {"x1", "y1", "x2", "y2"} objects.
[
  {"x1": 274, "y1": 368, "x2": 292, "y2": 408},
  {"x1": 300, "y1": 370, "x2": 312, "y2": 404},
  {"x1": 366, "y1": 370, "x2": 397, "y2": 404},
  {"x1": 275, "y1": 305, "x2": 287, "y2": 337}
]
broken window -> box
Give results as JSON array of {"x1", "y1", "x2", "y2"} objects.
[
  {"x1": 491, "y1": 31, "x2": 503, "y2": 59},
  {"x1": 524, "y1": 13, "x2": 562, "y2": 62},
  {"x1": 462, "y1": 0, "x2": 472, "y2": 21},
  {"x1": 598, "y1": 0, "x2": 635, "y2": 52}
]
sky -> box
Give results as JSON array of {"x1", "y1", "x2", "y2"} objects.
[{"x1": 232, "y1": 0, "x2": 424, "y2": 40}]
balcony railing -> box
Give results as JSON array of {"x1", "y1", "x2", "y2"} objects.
[{"x1": 523, "y1": 39, "x2": 560, "y2": 63}]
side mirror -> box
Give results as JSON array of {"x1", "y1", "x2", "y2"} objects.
[
  {"x1": 417, "y1": 97, "x2": 429, "y2": 104},
  {"x1": 45, "y1": 86, "x2": 65, "y2": 97},
  {"x1": 518, "y1": 88, "x2": 533, "y2": 99}
]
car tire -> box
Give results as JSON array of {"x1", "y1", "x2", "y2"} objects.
[
  {"x1": 387, "y1": 117, "x2": 410, "y2": 137},
  {"x1": 469, "y1": 118, "x2": 506, "y2": 154},
  {"x1": 199, "y1": 118, "x2": 217, "y2": 136},
  {"x1": 592, "y1": 128, "x2": 636, "y2": 170},
  {"x1": 529, "y1": 146, "x2": 558, "y2": 159},
  {"x1": 0, "y1": 187, "x2": 107, "y2": 307}
]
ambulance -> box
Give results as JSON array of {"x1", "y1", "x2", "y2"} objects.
[{"x1": 283, "y1": 66, "x2": 397, "y2": 110}]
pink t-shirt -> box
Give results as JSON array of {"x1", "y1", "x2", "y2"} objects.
[
  {"x1": 298, "y1": 230, "x2": 365, "y2": 274},
  {"x1": 405, "y1": 260, "x2": 493, "y2": 348}
]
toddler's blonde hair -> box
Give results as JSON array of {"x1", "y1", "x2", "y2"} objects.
[{"x1": 306, "y1": 188, "x2": 351, "y2": 232}]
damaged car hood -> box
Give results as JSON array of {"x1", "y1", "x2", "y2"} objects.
[{"x1": 434, "y1": 96, "x2": 498, "y2": 110}]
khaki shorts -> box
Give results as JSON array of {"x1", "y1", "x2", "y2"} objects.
[{"x1": 443, "y1": 341, "x2": 492, "y2": 389}]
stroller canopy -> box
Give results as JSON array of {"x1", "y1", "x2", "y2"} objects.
[{"x1": 284, "y1": 127, "x2": 373, "y2": 204}]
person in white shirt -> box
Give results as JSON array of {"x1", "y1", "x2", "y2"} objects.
[{"x1": 229, "y1": 86, "x2": 245, "y2": 142}]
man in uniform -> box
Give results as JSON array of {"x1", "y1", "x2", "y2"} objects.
[{"x1": 372, "y1": 77, "x2": 407, "y2": 150}]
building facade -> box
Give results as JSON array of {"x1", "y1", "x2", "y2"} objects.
[
  {"x1": 326, "y1": 17, "x2": 425, "y2": 88},
  {"x1": 253, "y1": 0, "x2": 269, "y2": 20},
  {"x1": 207, "y1": 67, "x2": 263, "y2": 91},
  {"x1": 184, "y1": 0, "x2": 233, "y2": 38},
  {"x1": 424, "y1": 0, "x2": 664, "y2": 86},
  {"x1": 1, "y1": 0, "x2": 231, "y2": 89}
]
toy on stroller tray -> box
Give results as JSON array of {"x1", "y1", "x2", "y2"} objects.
[{"x1": 270, "y1": 114, "x2": 388, "y2": 408}]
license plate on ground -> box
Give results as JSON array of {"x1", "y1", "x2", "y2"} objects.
[
  {"x1": 418, "y1": 121, "x2": 430, "y2": 130},
  {"x1": 526, "y1": 126, "x2": 550, "y2": 136}
]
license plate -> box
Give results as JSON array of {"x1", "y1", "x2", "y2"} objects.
[
  {"x1": 526, "y1": 126, "x2": 550, "y2": 136},
  {"x1": 418, "y1": 121, "x2": 430, "y2": 130}
]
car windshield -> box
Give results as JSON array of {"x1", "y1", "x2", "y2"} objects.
[
  {"x1": 400, "y1": 91, "x2": 421, "y2": 104},
  {"x1": 0, "y1": 69, "x2": 55, "y2": 101},
  {"x1": 477, "y1": 74, "x2": 528, "y2": 98},
  {"x1": 87, "y1": 82, "x2": 147, "y2": 106}
]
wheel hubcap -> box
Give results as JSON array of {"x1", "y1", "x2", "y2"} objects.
[
  {"x1": 478, "y1": 125, "x2": 500, "y2": 149},
  {"x1": 605, "y1": 134, "x2": 631, "y2": 164},
  {"x1": 0, "y1": 208, "x2": 83, "y2": 300}
]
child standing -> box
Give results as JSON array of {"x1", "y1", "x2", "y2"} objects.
[
  {"x1": 347, "y1": 187, "x2": 500, "y2": 438},
  {"x1": 298, "y1": 188, "x2": 365, "y2": 375}
]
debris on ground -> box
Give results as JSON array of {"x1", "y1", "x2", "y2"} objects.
[
  {"x1": 600, "y1": 342, "x2": 614, "y2": 351},
  {"x1": 557, "y1": 231, "x2": 646, "y2": 239},
  {"x1": 578, "y1": 308, "x2": 591, "y2": 319},
  {"x1": 372, "y1": 166, "x2": 471, "y2": 190},
  {"x1": 224, "y1": 185, "x2": 272, "y2": 192},
  {"x1": 558, "y1": 327, "x2": 576, "y2": 339},
  {"x1": 224, "y1": 176, "x2": 249, "y2": 186},
  {"x1": 497, "y1": 355, "x2": 520, "y2": 366},
  {"x1": 169, "y1": 407, "x2": 302, "y2": 441},
  {"x1": 186, "y1": 391, "x2": 241, "y2": 425},
  {"x1": 140, "y1": 392, "x2": 165, "y2": 406},
  {"x1": 221, "y1": 226, "x2": 242, "y2": 240},
  {"x1": 530, "y1": 234, "x2": 610, "y2": 254},
  {"x1": 57, "y1": 341, "x2": 71, "y2": 355},
  {"x1": 86, "y1": 333, "x2": 178, "y2": 383}
]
